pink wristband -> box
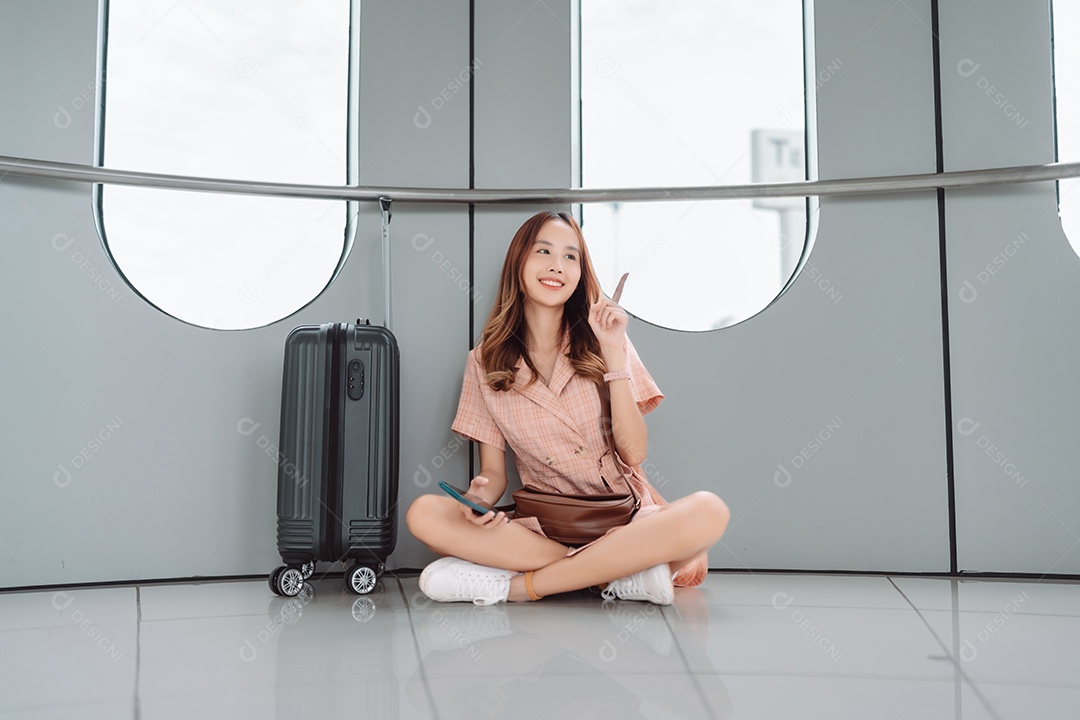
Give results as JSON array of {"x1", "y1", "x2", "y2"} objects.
[{"x1": 603, "y1": 370, "x2": 631, "y2": 382}]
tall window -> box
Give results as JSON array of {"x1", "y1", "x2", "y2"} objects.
[
  {"x1": 1053, "y1": 1, "x2": 1080, "y2": 258},
  {"x1": 98, "y1": 0, "x2": 355, "y2": 330},
  {"x1": 581, "y1": 0, "x2": 810, "y2": 331}
]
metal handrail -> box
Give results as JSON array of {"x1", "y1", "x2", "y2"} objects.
[{"x1": 2, "y1": 154, "x2": 1079, "y2": 204}]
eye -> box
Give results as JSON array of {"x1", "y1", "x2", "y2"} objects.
[
  {"x1": 537, "y1": 248, "x2": 549, "y2": 254},
  {"x1": 565, "y1": 253, "x2": 577, "y2": 261}
]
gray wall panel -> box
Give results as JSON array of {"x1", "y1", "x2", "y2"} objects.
[
  {"x1": 811, "y1": 0, "x2": 937, "y2": 180},
  {"x1": 357, "y1": 0, "x2": 471, "y2": 189},
  {"x1": 380, "y1": 204, "x2": 470, "y2": 571},
  {"x1": 630, "y1": 0, "x2": 949, "y2": 572},
  {"x1": 940, "y1": 0, "x2": 1080, "y2": 573},
  {"x1": 474, "y1": 0, "x2": 574, "y2": 189},
  {"x1": 637, "y1": 194, "x2": 949, "y2": 572}
]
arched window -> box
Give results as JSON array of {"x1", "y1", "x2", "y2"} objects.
[
  {"x1": 97, "y1": 0, "x2": 356, "y2": 330},
  {"x1": 581, "y1": 0, "x2": 811, "y2": 331},
  {"x1": 1052, "y1": 1, "x2": 1080, "y2": 258}
]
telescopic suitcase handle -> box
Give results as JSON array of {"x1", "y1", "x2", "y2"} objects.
[{"x1": 379, "y1": 196, "x2": 393, "y2": 331}]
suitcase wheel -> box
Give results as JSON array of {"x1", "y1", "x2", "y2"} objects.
[
  {"x1": 347, "y1": 564, "x2": 379, "y2": 595},
  {"x1": 268, "y1": 566, "x2": 286, "y2": 596},
  {"x1": 301, "y1": 561, "x2": 316, "y2": 580},
  {"x1": 274, "y1": 566, "x2": 306, "y2": 597}
]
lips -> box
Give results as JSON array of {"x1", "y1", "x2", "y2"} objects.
[{"x1": 539, "y1": 278, "x2": 565, "y2": 289}]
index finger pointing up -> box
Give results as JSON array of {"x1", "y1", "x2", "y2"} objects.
[{"x1": 611, "y1": 272, "x2": 629, "y2": 304}]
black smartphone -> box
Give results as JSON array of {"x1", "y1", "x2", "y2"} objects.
[{"x1": 438, "y1": 481, "x2": 496, "y2": 516}]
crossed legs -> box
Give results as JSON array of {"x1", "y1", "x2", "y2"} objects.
[{"x1": 405, "y1": 491, "x2": 730, "y2": 601}]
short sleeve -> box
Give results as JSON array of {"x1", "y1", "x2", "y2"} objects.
[
  {"x1": 450, "y1": 349, "x2": 507, "y2": 450},
  {"x1": 625, "y1": 336, "x2": 664, "y2": 415}
]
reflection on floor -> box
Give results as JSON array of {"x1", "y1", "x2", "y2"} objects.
[{"x1": 1, "y1": 572, "x2": 1078, "y2": 719}]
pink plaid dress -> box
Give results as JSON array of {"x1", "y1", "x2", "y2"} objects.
[{"x1": 451, "y1": 333, "x2": 707, "y2": 587}]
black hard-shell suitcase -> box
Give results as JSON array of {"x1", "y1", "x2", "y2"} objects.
[{"x1": 269, "y1": 199, "x2": 400, "y2": 597}]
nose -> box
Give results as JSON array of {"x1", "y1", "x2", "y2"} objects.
[{"x1": 548, "y1": 256, "x2": 564, "y2": 273}]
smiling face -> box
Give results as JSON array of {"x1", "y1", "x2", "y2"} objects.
[
  {"x1": 479, "y1": 212, "x2": 604, "y2": 386},
  {"x1": 520, "y1": 218, "x2": 582, "y2": 309}
]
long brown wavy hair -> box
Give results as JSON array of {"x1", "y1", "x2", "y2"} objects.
[{"x1": 478, "y1": 211, "x2": 608, "y2": 391}]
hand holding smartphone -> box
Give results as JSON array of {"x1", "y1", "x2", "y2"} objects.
[{"x1": 438, "y1": 481, "x2": 496, "y2": 516}]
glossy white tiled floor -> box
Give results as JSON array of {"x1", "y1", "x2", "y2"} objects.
[{"x1": 2, "y1": 572, "x2": 1078, "y2": 719}]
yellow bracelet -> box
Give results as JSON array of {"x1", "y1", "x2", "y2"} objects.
[{"x1": 524, "y1": 571, "x2": 542, "y2": 601}]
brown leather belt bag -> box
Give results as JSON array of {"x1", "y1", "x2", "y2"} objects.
[{"x1": 512, "y1": 481, "x2": 640, "y2": 547}]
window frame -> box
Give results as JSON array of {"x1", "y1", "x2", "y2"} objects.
[
  {"x1": 91, "y1": 0, "x2": 361, "y2": 330},
  {"x1": 575, "y1": 0, "x2": 818, "y2": 332}
]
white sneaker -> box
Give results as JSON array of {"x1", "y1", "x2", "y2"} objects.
[
  {"x1": 419, "y1": 557, "x2": 515, "y2": 605},
  {"x1": 600, "y1": 563, "x2": 675, "y2": 605}
]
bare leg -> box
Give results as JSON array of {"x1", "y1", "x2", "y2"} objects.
[
  {"x1": 406, "y1": 491, "x2": 730, "y2": 602},
  {"x1": 507, "y1": 491, "x2": 729, "y2": 602},
  {"x1": 406, "y1": 494, "x2": 570, "y2": 571}
]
